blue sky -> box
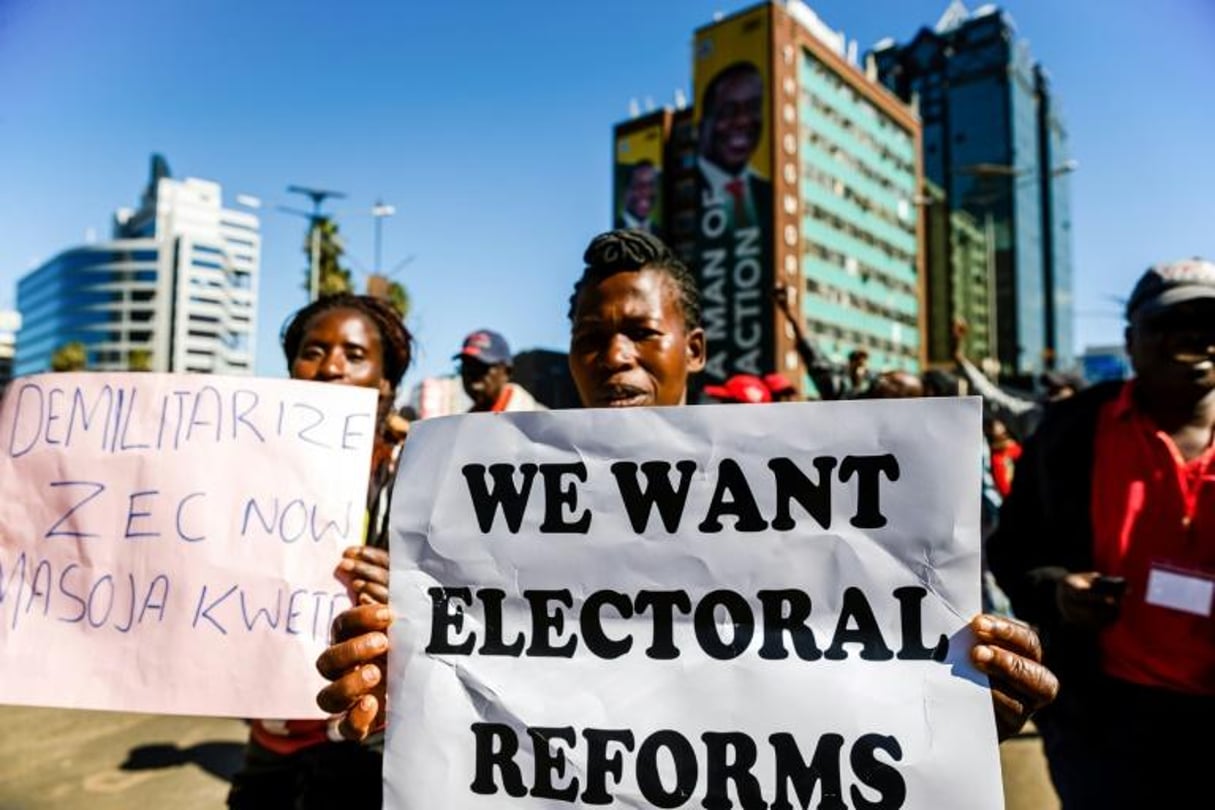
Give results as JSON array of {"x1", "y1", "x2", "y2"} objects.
[{"x1": 2, "y1": 0, "x2": 1212, "y2": 390}]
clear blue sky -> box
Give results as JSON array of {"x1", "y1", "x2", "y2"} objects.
[{"x1": 2, "y1": 0, "x2": 1212, "y2": 390}]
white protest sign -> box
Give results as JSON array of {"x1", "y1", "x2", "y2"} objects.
[
  {"x1": 0, "y1": 372, "x2": 376, "y2": 717},
  {"x1": 385, "y1": 397, "x2": 1002, "y2": 809}
]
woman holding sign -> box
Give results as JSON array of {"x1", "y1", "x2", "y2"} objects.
[
  {"x1": 226, "y1": 293, "x2": 412, "y2": 810},
  {"x1": 314, "y1": 231, "x2": 1059, "y2": 778}
]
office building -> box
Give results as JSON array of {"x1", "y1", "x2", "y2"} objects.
[
  {"x1": 921, "y1": 179, "x2": 992, "y2": 364},
  {"x1": 614, "y1": 0, "x2": 924, "y2": 397},
  {"x1": 15, "y1": 155, "x2": 260, "y2": 375},
  {"x1": 872, "y1": 0, "x2": 1075, "y2": 376}
]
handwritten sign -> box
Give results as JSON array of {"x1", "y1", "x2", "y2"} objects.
[
  {"x1": 384, "y1": 398, "x2": 1002, "y2": 809},
  {"x1": 0, "y1": 372, "x2": 376, "y2": 717}
]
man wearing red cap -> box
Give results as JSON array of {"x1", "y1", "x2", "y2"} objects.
[
  {"x1": 454, "y1": 329, "x2": 545, "y2": 413},
  {"x1": 762, "y1": 372, "x2": 798, "y2": 402},
  {"x1": 703, "y1": 373, "x2": 772, "y2": 404}
]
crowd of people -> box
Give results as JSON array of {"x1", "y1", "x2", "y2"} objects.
[
  {"x1": 222, "y1": 229, "x2": 1068, "y2": 809},
  {"x1": 696, "y1": 256, "x2": 1215, "y2": 808},
  {"x1": 145, "y1": 227, "x2": 1209, "y2": 809}
]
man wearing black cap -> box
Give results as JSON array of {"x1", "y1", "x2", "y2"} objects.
[
  {"x1": 454, "y1": 329, "x2": 545, "y2": 413},
  {"x1": 989, "y1": 258, "x2": 1215, "y2": 808}
]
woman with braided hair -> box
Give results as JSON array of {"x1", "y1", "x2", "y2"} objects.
[{"x1": 227, "y1": 293, "x2": 412, "y2": 810}]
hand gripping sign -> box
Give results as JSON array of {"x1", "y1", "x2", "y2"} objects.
[
  {"x1": 384, "y1": 397, "x2": 1003, "y2": 809},
  {"x1": 0, "y1": 372, "x2": 376, "y2": 718}
]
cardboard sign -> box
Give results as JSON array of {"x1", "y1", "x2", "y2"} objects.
[
  {"x1": 0, "y1": 372, "x2": 376, "y2": 717},
  {"x1": 384, "y1": 398, "x2": 1002, "y2": 809}
]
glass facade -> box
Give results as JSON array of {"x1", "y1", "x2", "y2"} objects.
[
  {"x1": 874, "y1": 7, "x2": 1074, "y2": 377},
  {"x1": 15, "y1": 244, "x2": 160, "y2": 375},
  {"x1": 799, "y1": 48, "x2": 919, "y2": 380}
]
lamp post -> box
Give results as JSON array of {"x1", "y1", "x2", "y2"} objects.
[
  {"x1": 285, "y1": 185, "x2": 347, "y2": 302},
  {"x1": 371, "y1": 199, "x2": 396, "y2": 276}
]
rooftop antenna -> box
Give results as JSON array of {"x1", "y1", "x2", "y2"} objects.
[{"x1": 285, "y1": 185, "x2": 346, "y2": 302}]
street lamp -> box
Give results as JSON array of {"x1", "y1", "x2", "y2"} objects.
[
  {"x1": 371, "y1": 199, "x2": 396, "y2": 276},
  {"x1": 284, "y1": 185, "x2": 346, "y2": 302}
]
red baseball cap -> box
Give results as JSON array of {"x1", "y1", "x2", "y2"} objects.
[
  {"x1": 762, "y1": 372, "x2": 796, "y2": 397},
  {"x1": 704, "y1": 374, "x2": 772, "y2": 404}
]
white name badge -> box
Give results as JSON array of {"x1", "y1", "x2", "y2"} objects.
[{"x1": 1145, "y1": 566, "x2": 1214, "y2": 617}]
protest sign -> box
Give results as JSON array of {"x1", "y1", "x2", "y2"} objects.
[
  {"x1": 384, "y1": 397, "x2": 1002, "y2": 809},
  {"x1": 0, "y1": 372, "x2": 375, "y2": 717}
]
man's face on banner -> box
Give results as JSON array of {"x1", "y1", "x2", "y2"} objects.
[
  {"x1": 569, "y1": 267, "x2": 705, "y2": 408},
  {"x1": 702, "y1": 67, "x2": 763, "y2": 175},
  {"x1": 625, "y1": 163, "x2": 657, "y2": 221}
]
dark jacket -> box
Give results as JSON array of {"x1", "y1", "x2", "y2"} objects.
[{"x1": 987, "y1": 380, "x2": 1123, "y2": 692}]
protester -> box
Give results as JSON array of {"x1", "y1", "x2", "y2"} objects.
[
  {"x1": 985, "y1": 417, "x2": 1021, "y2": 498},
  {"x1": 989, "y1": 258, "x2": 1215, "y2": 807},
  {"x1": 314, "y1": 228, "x2": 1058, "y2": 751},
  {"x1": 454, "y1": 328, "x2": 546, "y2": 413},
  {"x1": 953, "y1": 320, "x2": 1083, "y2": 440},
  {"x1": 704, "y1": 372, "x2": 772, "y2": 403},
  {"x1": 226, "y1": 293, "x2": 413, "y2": 810},
  {"x1": 773, "y1": 285, "x2": 873, "y2": 399}
]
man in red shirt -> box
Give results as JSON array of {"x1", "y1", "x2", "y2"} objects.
[{"x1": 990, "y1": 258, "x2": 1215, "y2": 808}]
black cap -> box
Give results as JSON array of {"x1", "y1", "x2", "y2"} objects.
[{"x1": 1125, "y1": 258, "x2": 1215, "y2": 322}]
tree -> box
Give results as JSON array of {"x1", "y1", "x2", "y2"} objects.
[
  {"x1": 50, "y1": 341, "x2": 88, "y2": 372},
  {"x1": 386, "y1": 280, "x2": 410, "y2": 320},
  {"x1": 304, "y1": 217, "x2": 353, "y2": 298}
]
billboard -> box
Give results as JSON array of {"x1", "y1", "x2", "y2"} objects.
[
  {"x1": 693, "y1": 5, "x2": 774, "y2": 384},
  {"x1": 613, "y1": 120, "x2": 665, "y2": 236}
]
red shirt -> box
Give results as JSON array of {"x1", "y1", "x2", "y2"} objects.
[
  {"x1": 990, "y1": 441, "x2": 1022, "y2": 498},
  {"x1": 1090, "y1": 381, "x2": 1215, "y2": 695}
]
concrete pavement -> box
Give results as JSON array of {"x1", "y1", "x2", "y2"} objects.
[{"x1": 0, "y1": 706, "x2": 1059, "y2": 809}]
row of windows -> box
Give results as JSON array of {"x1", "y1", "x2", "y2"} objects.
[
  {"x1": 806, "y1": 277, "x2": 917, "y2": 330},
  {"x1": 804, "y1": 128, "x2": 914, "y2": 216},
  {"x1": 800, "y1": 88, "x2": 916, "y2": 179},
  {"x1": 805, "y1": 202, "x2": 916, "y2": 267},
  {"x1": 803, "y1": 161, "x2": 915, "y2": 238},
  {"x1": 804, "y1": 241, "x2": 916, "y2": 298},
  {"x1": 801, "y1": 57, "x2": 914, "y2": 160},
  {"x1": 807, "y1": 317, "x2": 917, "y2": 361}
]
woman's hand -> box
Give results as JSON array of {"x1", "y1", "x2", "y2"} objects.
[
  {"x1": 316, "y1": 603, "x2": 393, "y2": 741},
  {"x1": 336, "y1": 546, "x2": 390, "y2": 605},
  {"x1": 968, "y1": 613, "x2": 1059, "y2": 741}
]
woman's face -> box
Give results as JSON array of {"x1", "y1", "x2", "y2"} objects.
[{"x1": 290, "y1": 308, "x2": 389, "y2": 400}]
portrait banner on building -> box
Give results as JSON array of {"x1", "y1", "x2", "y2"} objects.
[
  {"x1": 384, "y1": 397, "x2": 1003, "y2": 809},
  {"x1": 694, "y1": 5, "x2": 776, "y2": 383},
  {"x1": 613, "y1": 121, "x2": 665, "y2": 236},
  {"x1": 0, "y1": 372, "x2": 376, "y2": 717}
]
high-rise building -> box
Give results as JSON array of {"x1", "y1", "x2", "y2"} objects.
[
  {"x1": 15, "y1": 155, "x2": 260, "y2": 376},
  {"x1": 872, "y1": 1, "x2": 1075, "y2": 376},
  {"x1": 613, "y1": 0, "x2": 924, "y2": 397},
  {"x1": 921, "y1": 179, "x2": 993, "y2": 364}
]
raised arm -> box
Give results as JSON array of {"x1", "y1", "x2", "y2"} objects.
[{"x1": 773, "y1": 285, "x2": 846, "y2": 400}]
